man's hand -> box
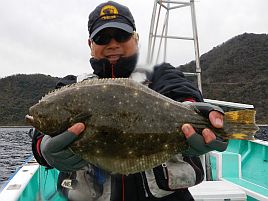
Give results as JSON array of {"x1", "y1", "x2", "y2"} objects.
[
  {"x1": 40, "y1": 123, "x2": 88, "y2": 172},
  {"x1": 182, "y1": 111, "x2": 223, "y2": 143},
  {"x1": 68, "y1": 123, "x2": 86, "y2": 135},
  {"x1": 181, "y1": 103, "x2": 228, "y2": 156}
]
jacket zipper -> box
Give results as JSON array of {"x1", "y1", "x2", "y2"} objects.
[
  {"x1": 140, "y1": 173, "x2": 149, "y2": 197},
  {"x1": 162, "y1": 163, "x2": 168, "y2": 179}
]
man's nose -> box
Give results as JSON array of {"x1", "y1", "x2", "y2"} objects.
[{"x1": 107, "y1": 38, "x2": 120, "y2": 49}]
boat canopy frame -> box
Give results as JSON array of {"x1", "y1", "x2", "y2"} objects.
[{"x1": 147, "y1": 0, "x2": 202, "y2": 92}]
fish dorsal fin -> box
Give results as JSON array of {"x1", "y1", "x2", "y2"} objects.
[{"x1": 40, "y1": 78, "x2": 183, "y2": 106}]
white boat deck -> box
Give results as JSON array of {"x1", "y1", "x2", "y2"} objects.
[{"x1": 189, "y1": 181, "x2": 247, "y2": 201}]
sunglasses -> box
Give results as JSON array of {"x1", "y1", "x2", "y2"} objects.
[{"x1": 92, "y1": 29, "x2": 133, "y2": 45}]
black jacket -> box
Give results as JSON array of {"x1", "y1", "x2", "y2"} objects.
[{"x1": 32, "y1": 63, "x2": 204, "y2": 201}]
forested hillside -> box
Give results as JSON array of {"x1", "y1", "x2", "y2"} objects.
[
  {"x1": 0, "y1": 74, "x2": 59, "y2": 126},
  {"x1": 179, "y1": 33, "x2": 268, "y2": 123}
]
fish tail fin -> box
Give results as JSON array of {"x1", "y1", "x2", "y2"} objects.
[{"x1": 222, "y1": 109, "x2": 258, "y2": 140}]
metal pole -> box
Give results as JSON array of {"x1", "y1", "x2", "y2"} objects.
[
  {"x1": 156, "y1": 9, "x2": 168, "y2": 64},
  {"x1": 190, "y1": 0, "x2": 212, "y2": 181},
  {"x1": 164, "y1": 2, "x2": 170, "y2": 62},
  {"x1": 147, "y1": 0, "x2": 158, "y2": 64},
  {"x1": 150, "y1": 1, "x2": 164, "y2": 64},
  {"x1": 190, "y1": 0, "x2": 202, "y2": 93}
]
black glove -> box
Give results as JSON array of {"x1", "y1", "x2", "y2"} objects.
[
  {"x1": 183, "y1": 102, "x2": 228, "y2": 156},
  {"x1": 40, "y1": 130, "x2": 88, "y2": 172},
  {"x1": 189, "y1": 102, "x2": 224, "y2": 119}
]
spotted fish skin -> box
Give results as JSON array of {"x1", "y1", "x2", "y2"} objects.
[{"x1": 26, "y1": 78, "x2": 258, "y2": 174}]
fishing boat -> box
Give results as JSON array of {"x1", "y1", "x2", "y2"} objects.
[{"x1": 1, "y1": 0, "x2": 267, "y2": 200}]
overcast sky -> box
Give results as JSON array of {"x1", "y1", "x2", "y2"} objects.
[{"x1": 0, "y1": 0, "x2": 267, "y2": 78}]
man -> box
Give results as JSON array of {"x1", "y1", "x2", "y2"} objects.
[{"x1": 31, "y1": 1, "x2": 227, "y2": 200}]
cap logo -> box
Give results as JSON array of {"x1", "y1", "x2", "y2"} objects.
[{"x1": 100, "y1": 5, "x2": 119, "y2": 20}]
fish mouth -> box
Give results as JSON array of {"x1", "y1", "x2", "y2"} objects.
[{"x1": 25, "y1": 115, "x2": 34, "y2": 124}]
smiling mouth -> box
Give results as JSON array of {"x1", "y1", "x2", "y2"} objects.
[{"x1": 106, "y1": 55, "x2": 122, "y2": 63}]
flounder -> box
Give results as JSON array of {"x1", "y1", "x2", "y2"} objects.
[{"x1": 26, "y1": 78, "x2": 258, "y2": 174}]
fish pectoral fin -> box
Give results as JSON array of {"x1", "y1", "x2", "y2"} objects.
[{"x1": 71, "y1": 112, "x2": 92, "y2": 124}]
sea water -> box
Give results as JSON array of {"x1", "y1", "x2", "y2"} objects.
[{"x1": 0, "y1": 127, "x2": 32, "y2": 188}]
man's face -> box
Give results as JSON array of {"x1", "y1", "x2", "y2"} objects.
[{"x1": 89, "y1": 28, "x2": 138, "y2": 64}]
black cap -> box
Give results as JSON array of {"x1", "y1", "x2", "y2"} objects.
[{"x1": 88, "y1": 1, "x2": 136, "y2": 39}]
